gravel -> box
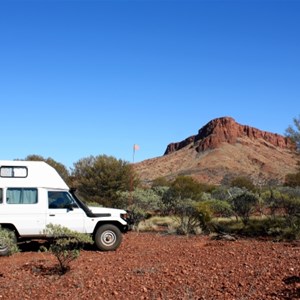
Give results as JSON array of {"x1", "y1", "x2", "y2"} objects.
[{"x1": 0, "y1": 232, "x2": 299, "y2": 300}]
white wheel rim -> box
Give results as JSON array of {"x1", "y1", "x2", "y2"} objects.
[{"x1": 101, "y1": 230, "x2": 117, "y2": 246}]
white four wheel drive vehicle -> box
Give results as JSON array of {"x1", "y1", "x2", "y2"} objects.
[{"x1": 0, "y1": 160, "x2": 132, "y2": 255}]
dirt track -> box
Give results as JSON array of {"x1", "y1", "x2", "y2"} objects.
[{"x1": 0, "y1": 232, "x2": 299, "y2": 299}]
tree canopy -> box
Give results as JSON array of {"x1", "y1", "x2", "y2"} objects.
[
  {"x1": 71, "y1": 155, "x2": 139, "y2": 207},
  {"x1": 285, "y1": 114, "x2": 300, "y2": 151},
  {"x1": 284, "y1": 115, "x2": 300, "y2": 186}
]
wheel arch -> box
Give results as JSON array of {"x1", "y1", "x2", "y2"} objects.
[
  {"x1": 93, "y1": 221, "x2": 126, "y2": 238},
  {"x1": 0, "y1": 224, "x2": 19, "y2": 238}
]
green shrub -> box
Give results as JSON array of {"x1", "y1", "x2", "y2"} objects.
[
  {"x1": 206, "y1": 199, "x2": 233, "y2": 218},
  {"x1": 230, "y1": 176, "x2": 256, "y2": 192},
  {"x1": 194, "y1": 202, "x2": 213, "y2": 233},
  {"x1": 285, "y1": 171, "x2": 300, "y2": 187},
  {"x1": 0, "y1": 227, "x2": 19, "y2": 256},
  {"x1": 280, "y1": 225, "x2": 300, "y2": 241},
  {"x1": 171, "y1": 200, "x2": 213, "y2": 235},
  {"x1": 214, "y1": 216, "x2": 300, "y2": 240},
  {"x1": 172, "y1": 200, "x2": 199, "y2": 235},
  {"x1": 41, "y1": 224, "x2": 93, "y2": 274},
  {"x1": 231, "y1": 192, "x2": 259, "y2": 225}
]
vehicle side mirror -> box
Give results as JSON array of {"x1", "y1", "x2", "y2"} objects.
[{"x1": 66, "y1": 204, "x2": 74, "y2": 211}]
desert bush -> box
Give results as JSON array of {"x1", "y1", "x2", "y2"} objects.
[
  {"x1": 213, "y1": 216, "x2": 300, "y2": 240},
  {"x1": 194, "y1": 202, "x2": 213, "y2": 233},
  {"x1": 41, "y1": 224, "x2": 93, "y2": 274},
  {"x1": 0, "y1": 227, "x2": 19, "y2": 256},
  {"x1": 120, "y1": 188, "x2": 162, "y2": 212},
  {"x1": 171, "y1": 200, "x2": 213, "y2": 235},
  {"x1": 282, "y1": 197, "x2": 300, "y2": 220},
  {"x1": 251, "y1": 216, "x2": 300, "y2": 240},
  {"x1": 280, "y1": 222, "x2": 300, "y2": 240},
  {"x1": 127, "y1": 206, "x2": 149, "y2": 229},
  {"x1": 71, "y1": 155, "x2": 138, "y2": 207},
  {"x1": 239, "y1": 218, "x2": 280, "y2": 237},
  {"x1": 285, "y1": 171, "x2": 300, "y2": 187},
  {"x1": 261, "y1": 189, "x2": 284, "y2": 217},
  {"x1": 205, "y1": 199, "x2": 233, "y2": 218},
  {"x1": 230, "y1": 191, "x2": 259, "y2": 225},
  {"x1": 212, "y1": 186, "x2": 245, "y2": 202},
  {"x1": 161, "y1": 177, "x2": 206, "y2": 216},
  {"x1": 230, "y1": 176, "x2": 256, "y2": 192},
  {"x1": 151, "y1": 177, "x2": 171, "y2": 188},
  {"x1": 165, "y1": 176, "x2": 204, "y2": 203},
  {"x1": 117, "y1": 188, "x2": 164, "y2": 227},
  {"x1": 270, "y1": 188, "x2": 300, "y2": 237},
  {"x1": 172, "y1": 200, "x2": 199, "y2": 235}
]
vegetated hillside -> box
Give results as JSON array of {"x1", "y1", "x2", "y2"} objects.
[{"x1": 135, "y1": 117, "x2": 298, "y2": 186}]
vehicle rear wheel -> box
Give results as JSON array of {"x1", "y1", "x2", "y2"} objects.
[
  {"x1": 0, "y1": 228, "x2": 17, "y2": 256},
  {"x1": 94, "y1": 224, "x2": 122, "y2": 251}
]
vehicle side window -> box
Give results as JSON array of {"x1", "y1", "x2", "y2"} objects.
[
  {"x1": 48, "y1": 191, "x2": 78, "y2": 209},
  {"x1": 0, "y1": 189, "x2": 2, "y2": 204},
  {"x1": 6, "y1": 188, "x2": 37, "y2": 204}
]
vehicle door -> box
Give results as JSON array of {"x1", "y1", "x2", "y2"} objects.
[
  {"x1": 46, "y1": 191, "x2": 85, "y2": 232},
  {"x1": 4, "y1": 187, "x2": 45, "y2": 235}
]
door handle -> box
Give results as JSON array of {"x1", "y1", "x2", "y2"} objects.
[{"x1": 49, "y1": 214, "x2": 55, "y2": 216}]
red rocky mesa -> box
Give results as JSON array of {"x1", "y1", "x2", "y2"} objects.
[{"x1": 164, "y1": 117, "x2": 295, "y2": 155}]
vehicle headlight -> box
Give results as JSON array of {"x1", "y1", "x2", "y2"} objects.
[{"x1": 121, "y1": 213, "x2": 128, "y2": 220}]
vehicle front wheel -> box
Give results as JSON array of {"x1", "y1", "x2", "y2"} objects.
[{"x1": 94, "y1": 224, "x2": 122, "y2": 251}]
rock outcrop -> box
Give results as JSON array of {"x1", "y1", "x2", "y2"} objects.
[
  {"x1": 164, "y1": 117, "x2": 295, "y2": 155},
  {"x1": 135, "y1": 117, "x2": 298, "y2": 186}
]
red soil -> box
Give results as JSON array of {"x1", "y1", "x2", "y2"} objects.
[{"x1": 0, "y1": 232, "x2": 299, "y2": 300}]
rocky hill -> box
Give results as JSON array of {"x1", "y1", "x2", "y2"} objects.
[{"x1": 134, "y1": 117, "x2": 298, "y2": 186}]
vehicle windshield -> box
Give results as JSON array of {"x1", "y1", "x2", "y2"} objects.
[{"x1": 69, "y1": 190, "x2": 94, "y2": 216}]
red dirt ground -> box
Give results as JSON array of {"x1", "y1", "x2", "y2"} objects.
[{"x1": 0, "y1": 232, "x2": 299, "y2": 300}]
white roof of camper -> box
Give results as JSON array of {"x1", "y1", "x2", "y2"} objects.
[{"x1": 0, "y1": 160, "x2": 69, "y2": 189}]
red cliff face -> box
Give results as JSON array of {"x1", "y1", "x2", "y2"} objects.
[
  {"x1": 164, "y1": 117, "x2": 295, "y2": 155},
  {"x1": 136, "y1": 117, "x2": 298, "y2": 186}
]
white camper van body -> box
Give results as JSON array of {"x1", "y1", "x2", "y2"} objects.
[{"x1": 0, "y1": 160, "x2": 130, "y2": 252}]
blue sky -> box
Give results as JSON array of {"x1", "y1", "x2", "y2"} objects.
[{"x1": 1, "y1": 0, "x2": 299, "y2": 169}]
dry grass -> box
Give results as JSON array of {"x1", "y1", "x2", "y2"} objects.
[{"x1": 137, "y1": 216, "x2": 178, "y2": 232}]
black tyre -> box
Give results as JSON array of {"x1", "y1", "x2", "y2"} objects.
[
  {"x1": 94, "y1": 224, "x2": 122, "y2": 251},
  {"x1": 0, "y1": 229, "x2": 17, "y2": 256}
]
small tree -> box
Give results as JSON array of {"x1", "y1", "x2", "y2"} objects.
[
  {"x1": 169, "y1": 176, "x2": 204, "y2": 201},
  {"x1": 41, "y1": 224, "x2": 93, "y2": 274},
  {"x1": 173, "y1": 200, "x2": 198, "y2": 235},
  {"x1": 71, "y1": 155, "x2": 139, "y2": 207},
  {"x1": 231, "y1": 192, "x2": 259, "y2": 225},
  {"x1": 161, "y1": 176, "x2": 205, "y2": 213},
  {"x1": 285, "y1": 114, "x2": 300, "y2": 151}
]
